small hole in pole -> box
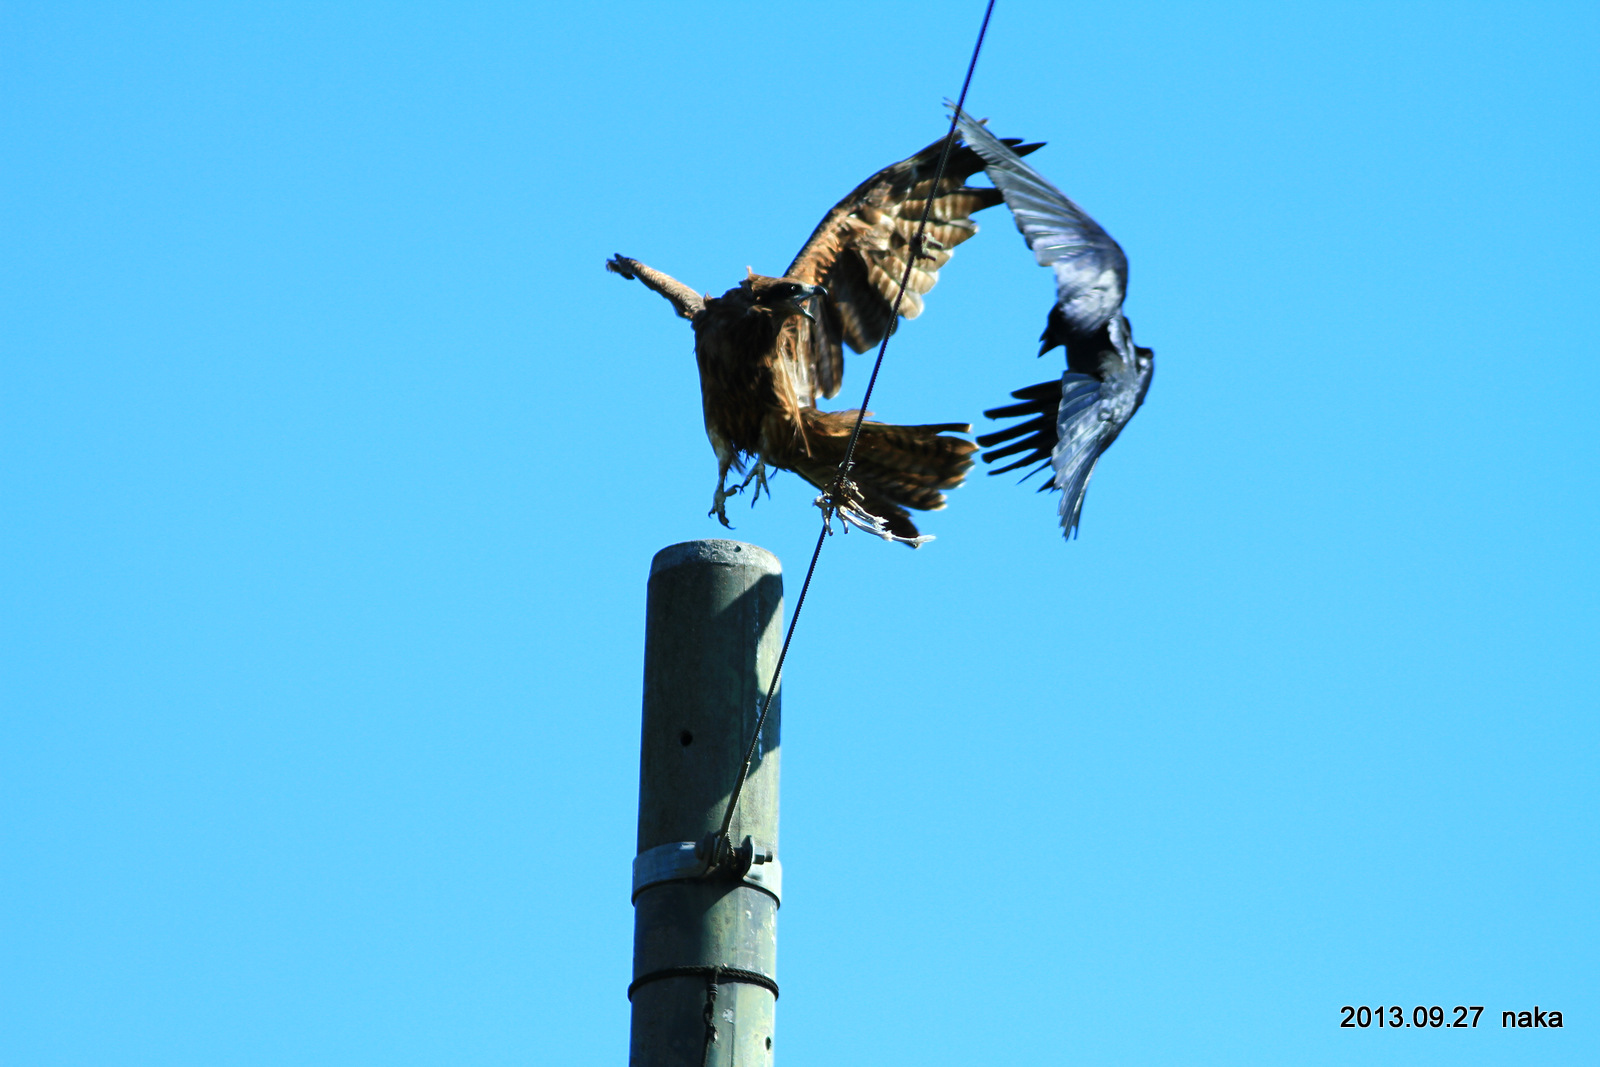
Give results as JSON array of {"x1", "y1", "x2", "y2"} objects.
[
  {"x1": 766, "y1": 1036, "x2": 772, "y2": 1050},
  {"x1": 679, "y1": 730, "x2": 693, "y2": 747}
]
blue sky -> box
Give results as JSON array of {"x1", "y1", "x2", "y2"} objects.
[{"x1": 4, "y1": 2, "x2": 1596, "y2": 1064}]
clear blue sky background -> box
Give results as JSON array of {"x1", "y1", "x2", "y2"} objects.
[{"x1": 4, "y1": 2, "x2": 1596, "y2": 1064}]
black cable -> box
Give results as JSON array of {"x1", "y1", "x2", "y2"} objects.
[
  {"x1": 831, "y1": 0, "x2": 997, "y2": 489},
  {"x1": 709, "y1": 520, "x2": 828, "y2": 859},
  {"x1": 708, "y1": 0, "x2": 998, "y2": 870}
]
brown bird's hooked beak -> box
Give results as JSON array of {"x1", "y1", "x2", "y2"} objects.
[{"x1": 796, "y1": 283, "x2": 826, "y2": 322}]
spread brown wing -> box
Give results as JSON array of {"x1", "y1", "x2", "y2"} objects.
[{"x1": 781, "y1": 132, "x2": 1042, "y2": 402}]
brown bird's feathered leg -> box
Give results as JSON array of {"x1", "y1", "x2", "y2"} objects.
[
  {"x1": 605, "y1": 255, "x2": 706, "y2": 320},
  {"x1": 707, "y1": 427, "x2": 739, "y2": 528}
]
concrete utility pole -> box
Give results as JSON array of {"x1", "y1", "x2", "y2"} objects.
[{"x1": 630, "y1": 540, "x2": 783, "y2": 1066}]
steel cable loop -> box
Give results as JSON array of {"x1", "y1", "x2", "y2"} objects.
[
  {"x1": 706, "y1": 0, "x2": 998, "y2": 871},
  {"x1": 627, "y1": 965, "x2": 777, "y2": 1002},
  {"x1": 700, "y1": 966, "x2": 721, "y2": 1067}
]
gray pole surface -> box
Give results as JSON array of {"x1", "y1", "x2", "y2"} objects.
[{"x1": 630, "y1": 540, "x2": 783, "y2": 1066}]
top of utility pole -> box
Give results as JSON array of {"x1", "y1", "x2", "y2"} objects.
[{"x1": 650, "y1": 538, "x2": 781, "y2": 579}]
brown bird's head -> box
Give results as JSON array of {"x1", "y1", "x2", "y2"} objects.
[{"x1": 737, "y1": 269, "x2": 825, "y2": 322}]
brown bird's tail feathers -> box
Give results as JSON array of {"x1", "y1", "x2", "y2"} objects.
[{"x1": 792, "y1": 410, "x2": 976, "y2": 547}]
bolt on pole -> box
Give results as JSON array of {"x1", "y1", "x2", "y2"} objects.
[{"x1": 630, "y1": 540, "x2": 783, "y2": 1066}]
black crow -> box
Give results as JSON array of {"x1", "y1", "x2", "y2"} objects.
[{"x1": 954, "y1": 106, "x2": 1154, "y2": 538}]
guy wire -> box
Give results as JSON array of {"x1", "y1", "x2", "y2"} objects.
[{"x1": 708, "y1": 0, "x2": 998, "y2": 865}]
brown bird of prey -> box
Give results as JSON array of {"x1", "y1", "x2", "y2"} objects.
[{"x1": 606, "y1": 131, "x2": 1039, "y2": 546}]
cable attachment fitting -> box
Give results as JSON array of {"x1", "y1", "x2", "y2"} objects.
[
  {"x1": 696, "y1": 832, "x2": 775, "y2": 879},
  {"x1": 814, "y1": 466, "x2": 869, "y2": 539}
]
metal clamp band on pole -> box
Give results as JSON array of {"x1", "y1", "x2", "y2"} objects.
[{"x1": 632, "y1": 838, "x2": 783, "y2": 904}]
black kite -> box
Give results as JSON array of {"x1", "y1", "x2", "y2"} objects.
[{"x1": 607, "y1": 131, "x2": 1040, "y2": 546}]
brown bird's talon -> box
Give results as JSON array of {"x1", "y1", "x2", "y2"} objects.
[
  {"x1": 812, "y1": 493, "x2": 840, "y2": 536},
  {"x1": 736, "y1": 462, "x2": 771, "y2": 507}
]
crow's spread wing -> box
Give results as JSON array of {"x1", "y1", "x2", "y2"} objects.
[
  {"x1": 953, "y1": 106, "x2": 1127, "y2": 341},
  {"x1": 1047, "y1": 325, "x2": 1153, "y2": 535}
]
